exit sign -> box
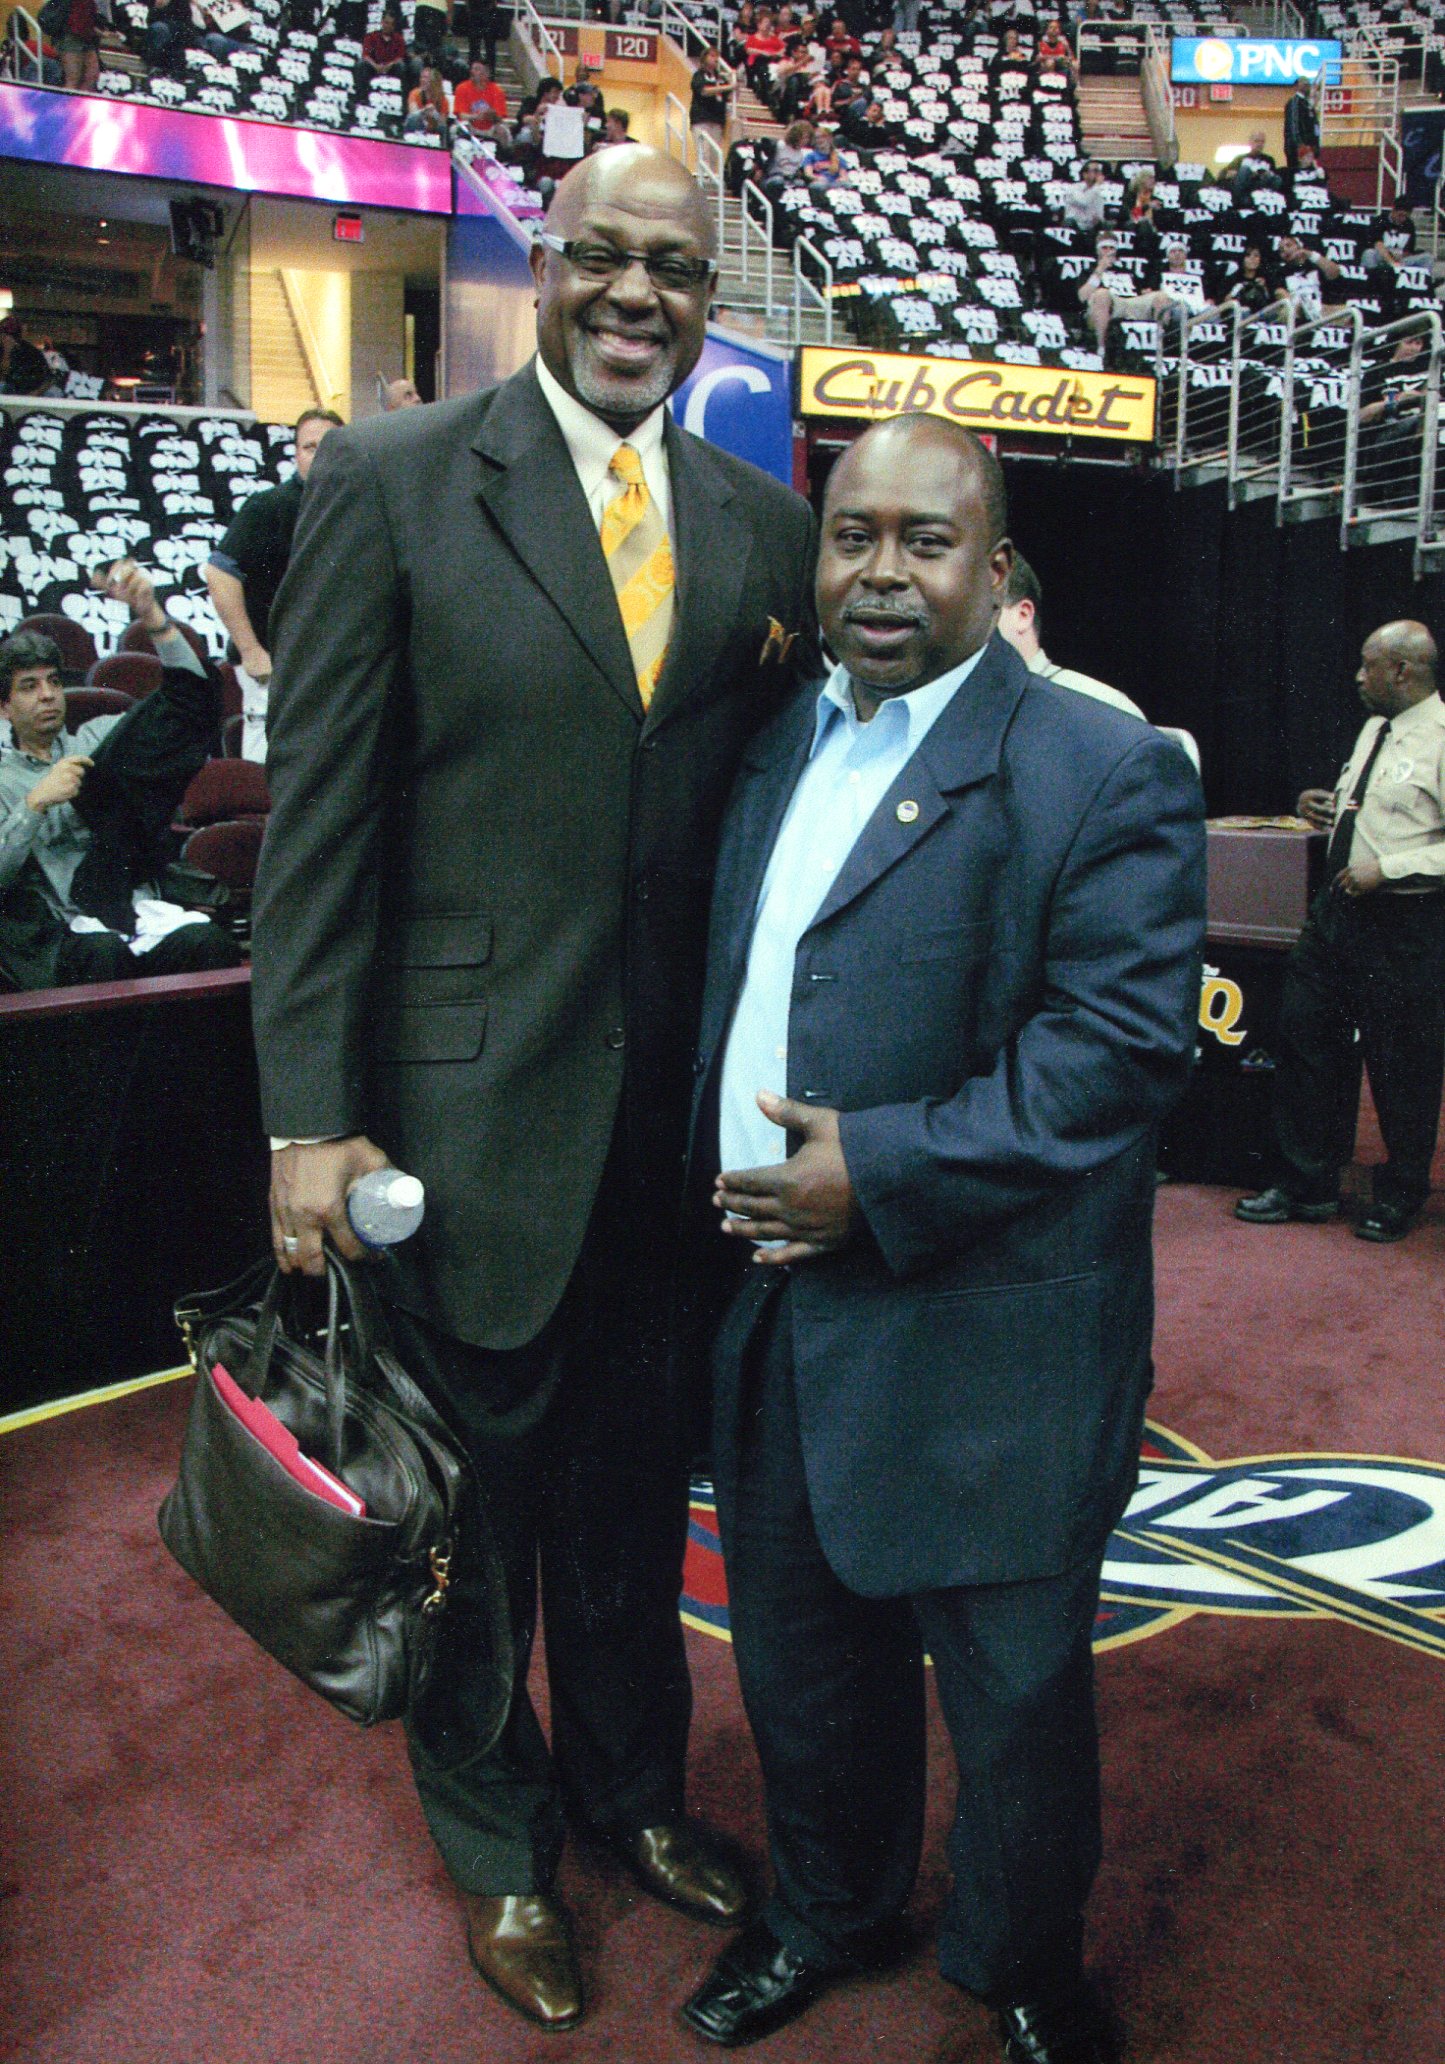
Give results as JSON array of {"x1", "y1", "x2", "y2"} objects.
[{"x1": 333, "y1": 211, "x2": 364, "y2": 243}]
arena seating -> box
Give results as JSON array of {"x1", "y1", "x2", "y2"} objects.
[{"x1": 0, "y1": 406, "x2": 291, "y2": 661}]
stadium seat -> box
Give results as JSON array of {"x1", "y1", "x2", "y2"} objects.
[
  {"x1": 177, "y1": 758, "x2": 271, "y2": 827},
  {"x1": 121, "y1": 618, "x2": 212, "y2": 666},
  {"x1": 16, "y1": 614, "x2": 99, "y2": 682},
  {"x1": 181, "y1": 817, "x2": 266, "y2": 894},
  {"x1": 64, "y1": 686, "x2": 135, "y2": 727},
  {"x1": 87, "y1": 652, "x2": 165, "y2": 700}
]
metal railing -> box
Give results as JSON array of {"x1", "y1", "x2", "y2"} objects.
[
  {"x1": 792, "y1": 234, "x2": 834, "y2": 346},
  {"x1": 1227, "y1": 303, "x2": 1297, "y2": 508},
  {"x1": 739, "y1": 177, "x2": 776, "y2": 318},
  {"x1": 1432, "y1": 171, "x2": 1445, "y2": 264},
  {"x1": 1164, "y1": 303, "x2": 1242, "y2": 477},
  {"x1": 1237, "y1": 0, "x2": 1305, "y2": 38},
  {"x1": 694, "y1": 122, "x2": 726, "y2": 254},
  {"x1": 1342, "y1": 310, "x2": 1443, "y2": 575},
  {"x1": 1278, "y1": 303, "x2": 1362, "y2": 515},
  {"x1": 1345, "y1": 21, "x2": 1436, "y2": 98},
  {"x1": 5, "y1": 4, "x2": 43, "y2": 83},
  {"x1": 516, "y1": 0, "x2": 564, "y2": 83},
  {"x1": 663, "y1": 89, "x2": 688, "y2": 160},
  {"x1": 1379, "y1": 129, "x2": 1404, "y2": 215},
  {"x1": 1140, "y1": 24, "x2": 1177, "y2": 166},
  {"x1": 1321, "y1": 55, "x2": 1399, "y2": 176},
  {"x1": 660, "y1": 0, "x2": 731, "y2": 71}
]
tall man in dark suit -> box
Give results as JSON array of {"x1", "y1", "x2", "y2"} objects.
[
  {"x1": 249, "y1": 147, "x2": 816, "y2": 2032},
  {"x1": 680, "y1": 415, "x2": 1205, "y2": 2064}
]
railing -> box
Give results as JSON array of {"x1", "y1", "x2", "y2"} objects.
[
  {"x1": 516, "y1": 0, "x2": 564, "y2": 84},
  {"x1": 1342, "y1": 309, "x2": 1443, "y2": 576},
  {"x1": 1238, "y1": 0, "x2": 1305, "y2": 38},
  {"x1": 1228, "y1": 303, "x2": 1297, "y2": 508},
  {"x1": 694, "y1": 123, "x2": 726, "y2": 256},
  {"x1": 1140, "y1": 24, "x2": 1177, "y2": 166},
  {"x1": 1345, "y1": 21, "x2": 1435, "y2": 98},
  {"x1": 1380, "y1": 129, "x2": 1404, "y2": 213},
  {"x1": 664, "y1": 89, "x2": 689, "y2": 162},
  {"x1": 1074, "y1": 19, "x2": 1157, "y2": 76},
  {"x1": 792, "y1": 235, "x2": 834, "y2": 346},
  {"x1": 5, "y1": 4, "x2": 43, "y2": 83},
  {"x1": 739, "y1": 178, "x2": 776, "y2": 319},
  {"x1": 278, "y1": 270, "x2": 345, "y2": 414},
  {"x1": 660, "y1": 0, "x2": 731, "y2": 71},
  {"x1": 1433, "y1": 171, "x2": 1445, "y2": 264},
  {"x1": 1321, "y1": 55, "x2": 1399, "y2": 173},
  {"x1": 1278, "y1": 303, "x2": 1362, "y2": 515},
  {"x1": 1164, "y1": 303, "x2": 1242, "y2": 477}
]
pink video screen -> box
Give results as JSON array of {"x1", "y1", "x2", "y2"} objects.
[{"x1": 0, "y1": 81, "x2": 453, "y2": 213}]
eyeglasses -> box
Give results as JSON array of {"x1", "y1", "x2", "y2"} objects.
[{"x1": 537, "y1": 232, "x2": 717, "y2": 294}]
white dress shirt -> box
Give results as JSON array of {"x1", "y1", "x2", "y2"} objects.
[{"x1": 718, "y1": 648, "x2": 986, "y2": 1184}]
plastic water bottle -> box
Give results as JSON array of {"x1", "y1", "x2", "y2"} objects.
[{"x1": 346, "y1": 1168, "x2": 426, "y2": 1248}]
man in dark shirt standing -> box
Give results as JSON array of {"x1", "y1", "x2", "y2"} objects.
[{"x1": 205, "y1": 408, "x2": 340, "y2": 758}]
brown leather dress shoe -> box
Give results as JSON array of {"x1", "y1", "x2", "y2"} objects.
[
  {"x1": 462, "y1": 1892, "x2": 584, "y2": 2030},
  {"x1": 616, "y1": 1821, "x2": 749, "y2": 1927}
]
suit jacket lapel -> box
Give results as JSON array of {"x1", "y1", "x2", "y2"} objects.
[
  {"x1": 807, "y1": 635, "x2": 1029, "y2": 933},
  {"x1": 471, "y1": 362, "x2": 643, "y2": 719},
  {"x1": 643, "y1": 414, "x2": 749, "y2": 734}
]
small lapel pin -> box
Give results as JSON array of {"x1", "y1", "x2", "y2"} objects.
[{"x1": 896, "y1": 799, "x2": 920, "y2": 823}]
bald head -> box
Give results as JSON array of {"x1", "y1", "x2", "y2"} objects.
[
  {"x1": 1358, "y1": 619, "x2": 1438, "y2": 716},
  {"x1": 531, "y1": 147, "x2": 716, "y2": 430},
  {"x1": 546, "y1": 146, "x2": 716, "y2": 258},
  {"x1": 825, "y1": 413, "x2": 1008, "y2": 547},
  {"x1": 383, "y1": 377, "x2": 422, "y2": 411},
  {"x1": 818, "y1": 412, "x2": 1012, "y2": 709}
]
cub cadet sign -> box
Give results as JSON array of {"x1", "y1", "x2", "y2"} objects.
[
  {"x1": 798, "y1": 347, "x2": 1156, "y2": 443},
  {"x1": 1170, "y1": 36, "x2": 1342, "y2": 85}
]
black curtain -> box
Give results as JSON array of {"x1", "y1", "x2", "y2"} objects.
[{"x1": 1001, "y1": 464, "x2": 1445, "y2": 813}]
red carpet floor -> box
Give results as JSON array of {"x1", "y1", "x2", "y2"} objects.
[{"x1": 3, "y1": 1175, "x2": 1444, "y2": 2064}]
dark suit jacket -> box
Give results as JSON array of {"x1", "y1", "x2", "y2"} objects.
[
  {"x1": 251, "y1": 361, "x2": 816, "y2": 1350},
  {"x1": 692, "y1": 636, "x2": 1206, "y2": 1598}
]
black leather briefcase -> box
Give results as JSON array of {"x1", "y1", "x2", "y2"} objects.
[{"x1": 159, "y1": 1249, "x2": 512, "y2": 1742}]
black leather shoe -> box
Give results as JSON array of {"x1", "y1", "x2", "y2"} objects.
[
  {"x1": 613, "y1": 1820, "x2": 749, "y2": 1926},
  {"x1": 1235, "y1": 1185, "x2": 1340, "y2": 1225},
  {"x1": 998, "y1": 1981, "x2": 1118, "y2": 2063},
  {"x1": 682, "y1": 1920, "x2": 834, "y2": 2046},
  {"x1": 1355, "y1": 1202, "x2": 1417, "y2": 1243}
]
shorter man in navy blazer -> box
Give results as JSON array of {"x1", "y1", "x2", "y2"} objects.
[{"x1": 681, "y1": 416, "x2": 1205, "y2": 2064}]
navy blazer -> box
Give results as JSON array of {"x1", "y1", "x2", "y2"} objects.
[{"x1": 692, "y1": 634, "x2": 1206, "y2": 1598}]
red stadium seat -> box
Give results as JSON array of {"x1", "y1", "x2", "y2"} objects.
[
  {"x1": 87, "y1": 652, "x2": 165, "y2": 700},
  {"x1": 17, "y1": 614, "x2": 99, "y2": 682},
  {"x1": 182, "y1": 818, "x2": 265, "y2": 893},
  {"x1": 177, "y1": 758, "x2": 271, "y2": 827},
  {"x1": 121, "y1": 618, "x2": 212, "y2": 667},
  {"x1": 65, "y1": 686, "x2": 135, "y2": 728}
]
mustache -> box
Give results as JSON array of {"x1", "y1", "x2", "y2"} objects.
[{"x1": 841, "y1": 601, "x2": 928, "y2": 627}]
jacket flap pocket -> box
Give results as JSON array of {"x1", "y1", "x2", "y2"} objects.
[
  {"x1": 385, "y1": 912, "x2": 493, "y2": 968},
  {"x1": 378, "y1": 1001, "x2": 487, "y2": 1065}
]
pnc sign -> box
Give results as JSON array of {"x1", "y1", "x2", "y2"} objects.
[
  {"x1": 798, "y1": 346, "x2": 1156, "y2": 443},
  {"x1": 1170, "y1": 36, "x2": 1342, "y2": 85}
]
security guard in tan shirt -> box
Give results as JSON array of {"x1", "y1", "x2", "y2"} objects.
[{"x1": 1238, "y1": 619, "x2": 1445, "y2": 1241}]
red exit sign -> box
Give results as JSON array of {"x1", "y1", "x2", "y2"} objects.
[{"x1": 333, "y1": 211, "x2": 364, "y2": 243}]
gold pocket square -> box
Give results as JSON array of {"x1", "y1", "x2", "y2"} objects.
[{"x1": 760, "y1": 617, "x2": 799, "y2": 667}]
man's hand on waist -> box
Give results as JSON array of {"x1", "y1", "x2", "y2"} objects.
[
  {"x1": 270, "y1": 1135, "x2": 391, "y2": 1274},
  {"x1": 1335, "y1": 855, "x2": 1384, "y2": 898},
  {"x1": 714, "y1": 1092, "x2": 856, "y2": 1267}
]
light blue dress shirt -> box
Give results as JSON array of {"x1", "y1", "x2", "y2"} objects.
[{"x1": 717, "y1": 646, "x2": 987, "y2": 1184}]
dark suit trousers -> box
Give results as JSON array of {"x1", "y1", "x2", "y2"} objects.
[
  {"x1": 390, "y1": 1176, "x2": 693, "y2": 1896},
  {"x1": 713, "y1": 1277, "x2": 1104, "y2": 2002},
  {"x1": 1272, "y1": 888, "x2": 1445, "y2": 1212}
]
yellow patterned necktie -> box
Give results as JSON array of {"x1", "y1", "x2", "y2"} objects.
[{"x1": 600, "y1": 441, "x2": 675, "y2": 709}]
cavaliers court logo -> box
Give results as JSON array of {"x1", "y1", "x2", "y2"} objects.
[{"x1": 682, "y1": 1424, "x2": 1445, "y2": 1661}]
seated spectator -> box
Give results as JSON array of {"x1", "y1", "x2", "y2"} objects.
[
  {"x1": 1288, "y1": 140, "x2": 1330, "y2": 201},
  {"x1": 727, "y1": 0, "x2": 757, "y2": 70},
  {"x1": 454, "y1": 55, "x2": 507, "y2": 123},
  {"x1": 1215, "y1": 240, "x2": 1279, "y2": 316},
  {"x1": 144, "y1": 0, "x2": 242, "y2": 76},
  {"x1": 1366, "y1": 196, "x2": 1418, "y2": 275},
  {"x1": 1275, "y1": 231, "x2": 1343, "y2": 320},
  {"x1": 0, "y1": 317, "x2": 54, "y2": 397},
  {"x1": 762, "y1": 118, "x2": 815, "y2": 198},
  {"x1": 1061, "y1": 159, "x2": 1110, "y2": 235},
  {"x1": 823, "y1": 17, "x2": 860, "y2": 65},
  {"x1": 744, "y1": 12, "x2": 786, "y2": 90},
  {"x1": 843, "y1": 97, "x2": 896, "y2": 152},
  {"x1": 1078, "y1": 228, "x2": 1174, "y2": 355},
  {"x1": 990, "y1": 27, "x2": 1031, "y2": 83},
  {"x1": 801, "y1": 124, "x2": 842, "y2": 189},
  {"x1": 801, "y1": 72, "x2": 834, "y2": 121},
  {"x1": 690, "y1": 44, "x2": 732, "y2": 132},
  {"x1": 382, "y1": 376, "x2": 423, "y2": 409},
  {"x1": 0, "y1": 563, "x2": 244, "y2": 990},
  {"x1": 997, "y1": 553, "x2": 1147, "y2": 719},
  {"x1": 1358, "y1": 330, "x2": 1430, "y2": 500},
  {"x1": 1035, "y1": 15, "x2": 1076, "y2": 84},
  {"x1": 1230, "y1": 130, "x2": 1280, "y2": 208},
  {"x1": 360, "y1": 10, "x2": 407, "y2": 88},
  {"x1": 771, "y1": 35, "x2": 814, "y2": 117},
  {"x1": 405, "y1": 63, "x2": 451, "y2": 135},
  {"x1": 1157, "y1": 238, "x2": 1213, "y2": 317}
]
